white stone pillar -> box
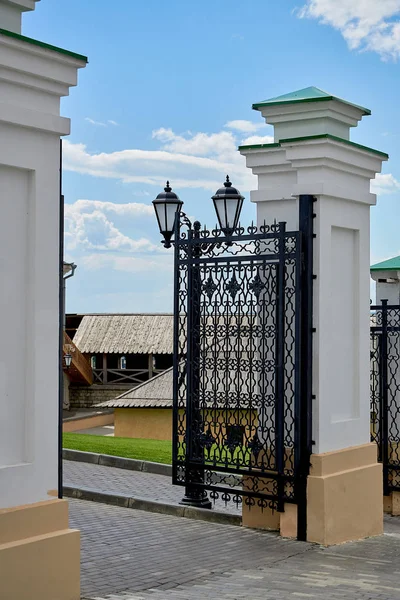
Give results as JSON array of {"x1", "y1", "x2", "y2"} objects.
[
  {"x1": 240, "y1": 87, "x2": 386, "y2": 544},
  {"x1": 371, "y1": 260, "x2": 400, "y2": 305},
  {"x1": 0, "y1": 4, "x2": 86, "y2": 599}
]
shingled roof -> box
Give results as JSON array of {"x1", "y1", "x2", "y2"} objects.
[
  {"x1": 73, "y1": 314, "x2": 173, "y2": 355},
  {"x1": 98, "y1": 368, "x2": 173, "y2": 408},
  {"x1": 98, "y1": 361, "x2": 260, "y2": 410}
]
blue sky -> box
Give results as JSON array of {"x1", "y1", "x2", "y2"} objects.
[{"x1": 24, "y1": 0, "x2": 400, "y2": 312}]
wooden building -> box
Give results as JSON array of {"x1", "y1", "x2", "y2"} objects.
[{"x1": 65, "y1": 313, "x2": 173, "y2": 409}]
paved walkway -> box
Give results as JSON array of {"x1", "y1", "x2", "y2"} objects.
[
  {"x1": 74, "y1": 425, "x2": 115, "y2": 436},
  {"x1": 69, "y1": 497, "x2": 400, "y2": 600},
  {"x1": 64, "y1": 460, "x2": 240, "y2": 514}
]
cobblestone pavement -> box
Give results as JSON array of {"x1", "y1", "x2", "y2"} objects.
[
  {"x1": 70, "y1": 498, "x2": 400, "y2": 600},
  {"x1": 64, "y1": 460, "x2": 240, "y2": 514}
]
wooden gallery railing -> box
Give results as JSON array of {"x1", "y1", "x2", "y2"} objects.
[
  {"x1": 63, "y1": 331, "x2": 93, "y2": 385},
  {"x1": 92, "y1": 368, "x2": 163, "y2": 385}
]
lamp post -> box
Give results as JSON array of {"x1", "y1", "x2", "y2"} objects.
[{"x1": 153, "y1": 176, "x2": 244, "y2": 508}]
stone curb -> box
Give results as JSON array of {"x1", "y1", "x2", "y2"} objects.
[
  {"x1": 62, "y1": 449, "x2": 172, "y2": 476},
  {"x1": 63, "y1": 409, "x2": 114, "y2": 423},
  {"x1": 63, "y1": 485, "x2": 242, "y2": 527}
]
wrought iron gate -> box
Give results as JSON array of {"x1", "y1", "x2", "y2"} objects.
[
  {"x1": 370, "y1": 300, "x2": 400, "y2": 494},
  {"x1": 172, "y1": 197, "x2": 314, "y2": 540}
]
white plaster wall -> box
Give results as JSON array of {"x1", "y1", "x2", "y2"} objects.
[
  {"x1": 0, "y1": 121, "x2": 60, "y2": 508},
  {"x1": 257, "y1": 197, "x2": 299, "y2": 231},
  {"x1": 313, "y1": 196, "x2": 370, "y2": 452},
  {"x1": 255, "y1": 194, "x2": 371, "y2": 454},
  {"x1": 0, "y1": 165, "x2": 30, "y2": 467},
  {"x1": 376, "y1": 280, "x2": 400, "y2": 305}
]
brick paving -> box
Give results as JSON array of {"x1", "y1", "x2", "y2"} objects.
[
  {"x1": 69, "y1": 497, "x2": 400, "y2": 600},
  {"x1": 64, "y1": 460, "x2": 240, "y2": 514}
]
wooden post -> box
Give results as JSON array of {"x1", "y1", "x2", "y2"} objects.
[
  {"x1": 103, "y1": 353, "x2": 107, "y2": 384},
  {"x1": 148, "y1": 353, "x2": 154, "y2": 379}
]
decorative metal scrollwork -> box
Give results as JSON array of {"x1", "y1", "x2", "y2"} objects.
[
  {"x1": 225, "y1": 273, "x2": 241, "y2": 299},
  {"x1": 172, "y1": 218, "x2": 305, "y2": 512}
]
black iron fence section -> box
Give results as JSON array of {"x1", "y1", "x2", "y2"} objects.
[
  {"x1": 370, "y1": 301, "x2": 400, "y2": 494},
  {"x1": 172, "y1": 197, "x2": 314, "y2": 538}
]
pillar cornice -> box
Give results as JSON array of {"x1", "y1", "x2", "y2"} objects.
[
  {"x1": 241, "y1": 134, "x2": 387, "y2": 206},
  {"x1": 0, "y1": 29, "x2": 87, "y2": 134}
]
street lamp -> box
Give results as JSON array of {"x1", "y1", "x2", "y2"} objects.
[
  {"x1": 152, "y1": 181, "x2": 183, "y2": 248},
  {"x1": 152, "y1": 175, "x2": 244, "y2": 510},
  {"x1": 212, "y1": 175, "x2": 244, "y2": 235},
  {"x1": 64, "y1": 353, "x2": 72, "y2": 369},
  {"x1": 153, "y1": 176, "x2": 244, "y2": 247}
]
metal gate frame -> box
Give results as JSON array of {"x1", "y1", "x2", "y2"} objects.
[
  {"x1": 371, "y1": 300, "x2": 400, "y2": 495},
  {"x1": 172, "y1": 196, "x2": 314, "y2": 540}
]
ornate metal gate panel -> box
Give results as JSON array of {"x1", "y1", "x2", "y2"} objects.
[
  {"x1": 370, "y1": 301, "x2": 400, "y2": 494},
  {"x1": 172, "y1": 198, "x2": 313, "y2": 539}
]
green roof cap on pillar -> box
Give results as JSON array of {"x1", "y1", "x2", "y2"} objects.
[
  {"x1": 371, "y1": 256, "x2": 400, "y2": 271},
  {"x1": 252, "y1": 86, "x2": 371, "y2": 116}
]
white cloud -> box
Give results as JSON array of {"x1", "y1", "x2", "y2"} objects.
[
  {"x1": 151, "y1": 127, "x2": 237, "y2": 158},
  {"x1": 225, "y1": 120, "x2": 267, "y2": 133},
  {"x1": 85, "y1": 117, "x2": 119, "y2": 127},
  {"x1": 63, "y1": 126, "x2": 255, "y2": 192},
  {"x1": 298, "y1": 0, "x2": 400, "y2": 60},
  {"x1": 371, "y1": 173, "x2": 400, "y2": 194},
  {"x1": 66, "y1": 199, "x2": 153, "y2": 218},
  {"x1": 240, "y1": 135, "x2": 275, "y2": 145},
  {"x1": 132, "y1": 190, "x2": 151, "y2": 196},
  {"x1": 64, "y1": 199, "x2": 158, "y2": 254},
  {"x1": 82, "y1": 253, "x2": 173, "y2": 273},
  {"x1": 85, "y1": 117, "x2": 107, "y2": 127}
]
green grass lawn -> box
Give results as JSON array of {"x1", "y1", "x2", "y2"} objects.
[
  {"x1": 63, "y1": 433, "x2": 172, "y2": 465},
  {"x1": 63, "y1": 432, "x2": 253, "y2": 469}
]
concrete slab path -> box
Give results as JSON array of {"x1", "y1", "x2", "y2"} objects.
[
  {"x1": 69, "y1": 498, "x2": 400, "y2": 600},
  {"x1": 73, "y1": 425, "x2": 115, "y2": 436},
  {"x1": 63, "y1": 459, "x2": 240, "y2": 515}
]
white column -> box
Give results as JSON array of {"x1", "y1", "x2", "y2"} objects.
[
  {"x1": 0, "y1": 6, "x2": 87, "y2": 509},
  {"x1": 241, "y1": 93, "x2": 387, "y2": 456},
  {"x1": 372, "y1": 267, "x2": 400, "y2": 305}
]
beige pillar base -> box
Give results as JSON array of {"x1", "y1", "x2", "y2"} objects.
[
  {"x1": 242, "y1": 501, "x2": 298, "y2": 537},
  {"x1": 0, "y1": 499, "x2": 80, "y2": 600},
  {"x1": 242, "y1": 474, "x2": 298, "y2": 536},
  {"x1": 307, "y1": 443, "x2": 383, "y2": 545},
  {"x1": 384, "y1": 491, "x2": 400, "y2": 516},
  {"x1": 242, "y1": 501, "x2": 280, "y2": 531}
]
